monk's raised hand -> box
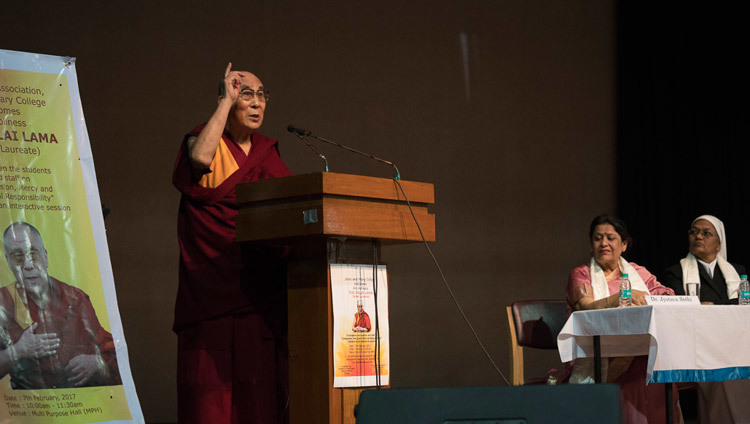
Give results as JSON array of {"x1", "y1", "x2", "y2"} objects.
[{"x1": 221, "y1": 62, "x2": 244, "y2": 103}]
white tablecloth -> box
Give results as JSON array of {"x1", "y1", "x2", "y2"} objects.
[{"x1": 557, "y1": 305, "x2": 750, "y2": 383}]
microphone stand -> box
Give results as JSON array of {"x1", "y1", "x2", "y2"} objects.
[
  {"x1": 305, "y1": 133, "x2": 401, "y2": 180},
  {"x1": 293, "y1": 133, "x2": 329, "y2": 172}
]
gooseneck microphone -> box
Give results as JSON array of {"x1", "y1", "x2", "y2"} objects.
[
  {"x1": 287, "y1": 125, "x2": 311, "y2": 136},
  {"x1": 287, "y1": 125, "x2": 328, "y2": 172},
  {"x1": 285, "y1": 125, "x2": 508, "y2": 385},
  {"x1": 286, "y1": 124, "x2": 401, "y2": 180}
]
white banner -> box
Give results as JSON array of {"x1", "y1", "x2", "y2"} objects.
[
  {"x1": 0, "y1": 49, "x2": 143, "y2": 423},
  {"x1": 330, "y1": 263, "x2": 390, "y2": 388}
]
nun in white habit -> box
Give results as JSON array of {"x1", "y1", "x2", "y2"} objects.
[
  {"x1": 661, "y1": 215, "x2": 749, "y2": 424},
  {"x1": 661, "y1": 215, "x2": 745, "y2": 305}
]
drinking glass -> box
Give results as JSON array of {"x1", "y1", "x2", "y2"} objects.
[{"x1": 687, "y1": 282, "x2": 700, "y2": 299}]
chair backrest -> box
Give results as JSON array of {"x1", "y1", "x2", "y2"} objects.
[
  {"x1": 511, "y1": 300, "x2": 569, "y2": 349},
  {"x1": 506, "y1": 300, "x2": 569, "y2": 385}
]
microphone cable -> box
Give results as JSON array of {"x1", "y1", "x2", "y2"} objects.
[
  {"x1": 286, "y1": 124, "x2": 510, "y2": 385},
  {"x1": 292, "y1": 132, "x2": 329, "y2": 172},
  {"x1": 392, "y1": 178, "x2": 511, "y2": 386},
  {"x1": 372, "y1": 240, "x2": 382, "y2": 388}
]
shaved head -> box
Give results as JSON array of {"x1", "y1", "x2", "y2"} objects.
[
  {"x1": 4, "y1": 222, "x2": 44, "y2": 251},
  {"x1": 237, "y1": 72, "x2": 263, "y2": 90},
  {"x1": 218, "y1": 71, "x2": 264, "y2": 96}
]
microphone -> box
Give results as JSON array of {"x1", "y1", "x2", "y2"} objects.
[
  {"x1": 287, "y1": 125, "x2": 311, "y2": 136},
  {"x1": 287, "y1": 125, "x2": 329, "y2": 172},
  {"x1": 286, "y1": 124, "x2": 401, "y2": 180}
]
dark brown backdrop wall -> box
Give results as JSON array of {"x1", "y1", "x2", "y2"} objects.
[{"x1": 2, "y1": 1, "x2": 614, "y2": 422}]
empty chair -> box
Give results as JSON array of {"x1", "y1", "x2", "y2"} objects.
[{"x1": 506, "y1": 300, "x2": 569, "y2": 385}]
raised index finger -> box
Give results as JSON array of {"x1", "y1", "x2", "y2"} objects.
[{"x1": 224, "y1": 62, "x2": 233, "y2": 78}]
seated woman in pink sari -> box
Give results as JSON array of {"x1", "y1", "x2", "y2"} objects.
[{"x1": 566, "y1": 215, "x2": 681, "y2": 424}]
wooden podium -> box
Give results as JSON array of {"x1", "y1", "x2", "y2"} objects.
[{"x1": 235, "y1": 172, "x2": 435, "y2": 424}]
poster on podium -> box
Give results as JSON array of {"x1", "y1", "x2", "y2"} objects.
[
  {"x1": 0, "y1": 49, "x2": 143, "y2": 423},
  {"x1": 330, "y1": 263, "x2": 390, "y2": 388}
]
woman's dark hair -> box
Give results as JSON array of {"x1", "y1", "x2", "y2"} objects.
[{"x1": 588, "y1": 214, "x2": 633, "y2": 246}]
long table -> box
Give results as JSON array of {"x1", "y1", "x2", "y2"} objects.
[{"x1": 557, "y1": 305, "x2": 750, "y2": 384}]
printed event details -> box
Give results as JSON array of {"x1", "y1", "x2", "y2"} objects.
[
  {"x1": 1, "y1": 386, "x2": 132, "y2": 423},
  {"x1": 6, "y1": 392, "x2": 102, "y2": 418},
  {"x1": 0, "y1": 165, "x2": 71, "y2": 212}
]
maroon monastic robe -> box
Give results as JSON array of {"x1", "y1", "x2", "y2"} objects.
[
  {"x1": 0, "y1": 277, "x2": 121, "y2": 389},
  {"x1": 172, "y1": 125, "x2": 292, "y2": 333},
  {"x1": 173, "y1": 125, "x2": 292, "y2": 424},
  {"x1": 354, "y1": 311, "x2": 371, "y2": 331}
]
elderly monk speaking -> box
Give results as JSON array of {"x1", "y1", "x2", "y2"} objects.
[
  {"x1": 0, "y1": 222, "x2": 121, "y2": 389},
  {"x1": 172, "y1": 63, "x2": 292, "y2": 424}
]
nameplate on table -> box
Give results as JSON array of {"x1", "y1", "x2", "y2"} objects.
[{"x1": 645, "y1": 295, "x2": 699, "y2": 305}]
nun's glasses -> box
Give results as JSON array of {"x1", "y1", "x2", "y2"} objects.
[{"x1": 688, "y1": 229, "x2": 715, "y2": 238}]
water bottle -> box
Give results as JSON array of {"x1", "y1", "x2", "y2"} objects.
[
  {"x1": 739, "y1": 274, "x2": 750, "y2": 306},
  {"x1": 619, "y1": 273, "x2": 632, "y2": 307},
  {"x1": 546, "y1": 369, "x2": 558, "y2": 385}
]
